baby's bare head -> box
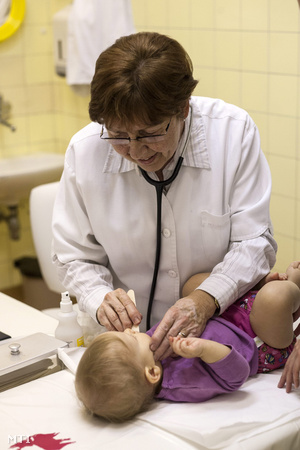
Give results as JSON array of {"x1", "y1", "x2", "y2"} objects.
[{"x1": 75, "y1": 332, "x2": 156, "y2": 422}]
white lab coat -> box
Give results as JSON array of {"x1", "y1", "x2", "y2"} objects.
[{"x1": 52, "y1": 97, "x2": 277, "y2": 331}]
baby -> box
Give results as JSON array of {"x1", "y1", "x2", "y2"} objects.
[{"x1": 75, "y1": 261, "x2": 300, "y2": 422}]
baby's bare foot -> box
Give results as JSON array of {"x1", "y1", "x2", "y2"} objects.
[
  {"x1": 265, "y1": 272, "x2": 287, "y2": 283},
  {"x1": 286, "y1": 261, "x2": 300, "y2": 288}
]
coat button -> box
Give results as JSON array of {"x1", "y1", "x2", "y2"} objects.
[
  {"x1": 168, "y1": 270, "x2": 177, "y2": 278},
  {"x1": 162, "y1": 228, "x2": 171, "y2": 238}
]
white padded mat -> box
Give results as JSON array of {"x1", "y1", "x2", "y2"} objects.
[
  {"x1": 1, "y1": 368, "x2": 300, "y2": 450},
  {"x1": 1, "y1": 293, "x2": 300, "y2": 449}
]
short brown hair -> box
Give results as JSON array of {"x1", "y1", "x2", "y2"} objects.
[
  {"x1": 75, "y1": 333, "x2": 156, "y2": 423},
  {"x1": 89, "y1": 32, "x2": 198, "y2": 127}
]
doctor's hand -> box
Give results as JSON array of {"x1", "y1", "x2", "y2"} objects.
[
  {"x1": 150, "y1": 290, "x2": 216, "y2": 361},
  {"x1": 278, "y1": 340, "x2": 300, "y2": 393},
  {"x1": 96, "y1": 288, "x2": 142, "y2": 331}
]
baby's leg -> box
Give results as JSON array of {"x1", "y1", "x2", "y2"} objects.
[
  {"x1": 182, "y1": 273, "x2": 210, "y2": 297},
  {"x1": 250, "y1": 277, "x2": 300, "y2": 349}
]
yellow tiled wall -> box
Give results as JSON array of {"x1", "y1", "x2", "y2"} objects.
[
  {"x1": 131, "y1": 0, "x2": 300, "y2": 273},
  {"x1": 0, "y1": 0, "x2": 88, "y2": 289},
  {"x1": 0, "y1": 0, "x2": 299, "y2": 290}
]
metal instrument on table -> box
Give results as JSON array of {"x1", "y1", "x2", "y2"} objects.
[{"x1": 0, "y1": 333, "x2": 68, "y2": 392}]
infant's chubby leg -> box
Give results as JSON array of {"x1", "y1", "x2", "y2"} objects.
[
  {"x1": 182, "y1": 273, "x2": 210, "y2": 297},
  {"x1": 250, "y1": 272, "x2": 300, "y2": 348}
]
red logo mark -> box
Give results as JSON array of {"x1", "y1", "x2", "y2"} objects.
[{"x1": 9, "y1": 433, "x2": 75, "y2": 450}]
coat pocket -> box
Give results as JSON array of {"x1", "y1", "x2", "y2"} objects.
[{"x1": 200, "y1": 211, "x2": 231, "y2": 267}]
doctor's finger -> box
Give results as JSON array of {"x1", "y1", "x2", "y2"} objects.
[
  {"x1": 155, "y1": 345, "x2": 175, "y2": 361},
  {"x1": 278, "y1": 354, "x2": 300, "y2": 393},
  {"x1": 108, "y1": 303, "x2": 136, "y2": 331},
  {"x1": 117, "y1": 291, "x2": 142, "y2": 327},
  {"x1": 150, "y1": 333, "x2": 171, "y2": 361},
  {"x1": 97, "y1": 302, "x2": 123, "y2": 331},
  {"x1": 151, "y1": 317, "x2": 187, "y2": 360},
  {"x1": 150, "y1": 311, "x2": 174, "y2": 351},
  {"x1": 100, "y1": 291, "x2": 135, "y2": 331},
  {"x1": 96, "y1": 304, "x2": 114, "y2": 331}
]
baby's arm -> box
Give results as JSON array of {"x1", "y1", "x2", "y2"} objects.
[
  {"x1": 170, "y1": 336, "x2": 251, "y2": 393},
  {"x1": 169, "y1": 336, "x2": 231, "y2": 363},
  {"x1": 170, "y1": 336, "x2": 252, "y2": 394}
]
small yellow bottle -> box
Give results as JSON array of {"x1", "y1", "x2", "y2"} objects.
[{"x1": 55, "y1": 291, "x2": 84, "y2": 347}]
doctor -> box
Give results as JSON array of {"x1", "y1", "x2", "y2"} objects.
[{"x1": 52, "y1": 32, "x2": 277, "y2": 360}]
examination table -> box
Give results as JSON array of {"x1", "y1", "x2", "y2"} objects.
[{"x1": 1, "y1": 292, "x2": 300, "y2": 450}]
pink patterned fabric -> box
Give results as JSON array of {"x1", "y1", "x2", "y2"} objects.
[{"x1": 221, "y1": 291, "x2": 296, "y2": 373}]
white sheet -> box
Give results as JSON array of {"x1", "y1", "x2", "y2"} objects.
[
  {"x1": 1, "y1": 368, "x2": 300, "y2": 450},
  {"x1": 1, "y1": 293, "x2": 300, "y2": 449},
  {"x1": 56, "y1": 346, "x2": 300, "y2": 449}
]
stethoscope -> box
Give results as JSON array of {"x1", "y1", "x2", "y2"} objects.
[{"x1": 139, "y1": 107, "x2": 193, "y2": 329}]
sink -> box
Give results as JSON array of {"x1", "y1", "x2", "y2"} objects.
[{"x1": 0, "y1": 153, "x2": 65, "y2": 205}]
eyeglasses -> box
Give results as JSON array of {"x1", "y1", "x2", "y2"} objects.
[{"x1": 100, "y1": 119, "x2": 171, "y2": 146}]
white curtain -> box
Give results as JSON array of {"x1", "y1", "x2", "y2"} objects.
[{"x1": 0, "y1": 0, "x2": 10, "y2": 26}]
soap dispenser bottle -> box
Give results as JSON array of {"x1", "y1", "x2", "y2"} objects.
[{"x1": 55, "y1": 291, "x2": 84, "y2": 347}]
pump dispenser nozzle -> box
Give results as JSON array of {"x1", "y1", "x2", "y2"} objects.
[
  {"x1": 55, "y1": 291, "x2": 84, "y2": 347},
  {"x1": 60, "y1": 291, "x2": 72, "y2": 313},
  {"x1": 61, "y1": 291, "x2": 69, "y2": 302}
]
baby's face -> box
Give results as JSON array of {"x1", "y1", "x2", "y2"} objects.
[{"x1": 108, "y1": 329, "x2": 156, "y2": 367}]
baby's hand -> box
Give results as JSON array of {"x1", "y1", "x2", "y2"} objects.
[
  {"x1": 169, "y1": 336, "x2": 206, "y2": 358},
  {"x1": 170, "y1": 336, "x2": 231, "y2": 363}
]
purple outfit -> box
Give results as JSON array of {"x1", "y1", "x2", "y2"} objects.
[
  {"x1": 146, "y1": 290, "x2": 296, "y2": 403},
  {"x1": 147, "y1": 317, "x2": 258, "y2": 403}
]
